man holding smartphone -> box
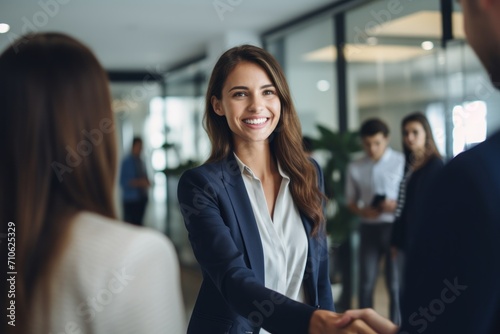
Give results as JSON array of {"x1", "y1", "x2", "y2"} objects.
[{"x1": 345, "y1": 118, "x2": 404, "y2": 324}]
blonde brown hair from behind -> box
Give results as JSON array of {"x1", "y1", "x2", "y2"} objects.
[
  {"x1": 0, "y1": 33, "x2": 117, "y2": 334},
  {"x1": 204, "y1": 45, "x2": 326, "y2": 235}
]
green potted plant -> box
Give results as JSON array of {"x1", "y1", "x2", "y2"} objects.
[{"x1": 309, "y1": 125, "x2": 361, "y2": 242}]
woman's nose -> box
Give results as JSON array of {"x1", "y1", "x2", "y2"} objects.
[{"x1": 247, "y1": 95, "x2": 264, "y2": 112}]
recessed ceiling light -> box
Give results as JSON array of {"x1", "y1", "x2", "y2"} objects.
[
  {"x1": 0, "y1": 23, "x2": 10, "y2": 34},
  {"x1": 421, "y1": 41, "x2": 434, "y2": 51},
  {"x1": 366, "y1": 37, "x2": 378, "y2": 46},
  {"x1": 317, "y1": 80, "x2": 330, "y2": 92}
]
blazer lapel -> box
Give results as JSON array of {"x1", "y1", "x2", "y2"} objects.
[{"x1": 219, "y1": 155, "x2": 265, "y2": 284}]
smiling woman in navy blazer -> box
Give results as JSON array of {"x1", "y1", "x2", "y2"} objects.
[{"x1": 178, "y1": 45, "x2": 371, "y2": 334}]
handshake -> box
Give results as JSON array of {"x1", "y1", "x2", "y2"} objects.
[{"x1": 309, "y1": 308, "x2": 398, "y2": 334}]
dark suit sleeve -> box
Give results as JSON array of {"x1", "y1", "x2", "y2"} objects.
[
  {"x1": 399, "y1": 153, "x2": 500, "y2": 333},
  {"x1": 178, "y1": 168, "x2": 317, "y2": 333},
  {"x1": 316, "y1": 230, "x2": 334, "y2": 311},
  {"x1": 310, "y1": 159, "x2": 335, "y2": 311}
]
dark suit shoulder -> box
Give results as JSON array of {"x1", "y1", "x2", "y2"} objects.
[
  {"x1": 425, "y1": 155, "x2": 444, "y2": 169},
  {"x1": 444, "y1": 131, "x2": 500, "y2": 187},
  {"x1": 400, "y1": 132, "x2": 500, "y2": 334}
]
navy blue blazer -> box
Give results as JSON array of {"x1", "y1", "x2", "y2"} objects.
[
  {"x1": 400, "y1": 131, "x2": 500, "y2": 333},
  {"x1": 177, "y1": 154, "x2": 334, "y2": 334}
]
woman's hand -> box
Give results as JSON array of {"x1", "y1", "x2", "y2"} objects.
[
  {"x1": 309, "y1": 310, "x2": 378, "y2": 334},
  {"x1": 360, "y1": 207, "x2": 380, "y2": 219},
  {"x1": 334, "y1": 308, "x2": 399, "y2": 334}
]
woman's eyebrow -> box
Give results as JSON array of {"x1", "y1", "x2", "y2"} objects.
[
  {"x1": 228, "y1": 84, "x2": 274, "y2": 92},
  {"x1": 228, "y1": 85, "x2": 248, "y2": 92}
]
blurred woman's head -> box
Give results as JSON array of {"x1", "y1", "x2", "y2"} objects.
[
  {"x1": 0, "y1": 33, "x2": 116, "y2": 332},
  {"x1": 401, "y1": 112, "x2": 440, "y2": 169}
]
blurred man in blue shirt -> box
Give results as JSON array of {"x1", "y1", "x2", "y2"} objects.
[{"x1": 120, "y1": 137, "x2": 150, "y2": 226}]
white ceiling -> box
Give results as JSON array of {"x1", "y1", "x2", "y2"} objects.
[{"x1": 0, "y1": 0, "x2": 337, "y2": 71}]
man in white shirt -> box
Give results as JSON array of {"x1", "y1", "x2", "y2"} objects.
[{"x1": 345, "y1": 118, "x2": 404, "y2": 324}]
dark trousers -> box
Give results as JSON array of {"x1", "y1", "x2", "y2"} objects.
[
  {"x1": 358, "y1": 223, "x2": 400, "y2": 324},
  {"x1": 123, "y1": 198, "x2": 148, "y2": 226}
]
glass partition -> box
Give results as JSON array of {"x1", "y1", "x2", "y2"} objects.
[
  {"x1": 155, "y1": 68, "x2": 208, "y2": 265},
  {"x1": 346, "y1": 0, "x2": 445, "y2": 155},
  {"x1": 445, "y1": 1, "x2": 500, "y2": 157},
  {"x1": 266, "y1": 16, "x2": 338, "y2": 136}
]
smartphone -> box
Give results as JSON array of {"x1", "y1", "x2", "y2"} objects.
[{"x1": 371, "y1": 194, "x2": 386, "y2": 209}]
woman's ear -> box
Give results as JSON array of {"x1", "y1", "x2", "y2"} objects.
[{"x1": 211, "y1": 96, "x2": 224, "y2": 116}]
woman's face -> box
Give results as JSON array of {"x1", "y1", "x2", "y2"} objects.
[
  {"x1": 212, "y1": 61, "x2": 281, "y2": 149},
  {"x1": 403, "y1": 121, "x2": 426, "y2": 153}
]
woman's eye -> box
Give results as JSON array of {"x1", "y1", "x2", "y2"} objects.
[
  {"x1": 233, "y1": 91, "x2": 246, "y2": 97},
  {"x1": 263, "y1": 90, "x2": 275, "y2": 95}
]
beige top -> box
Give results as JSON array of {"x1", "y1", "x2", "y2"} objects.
[{"x1": 31, "y1": 211, "x2": 186, "y2": 334}]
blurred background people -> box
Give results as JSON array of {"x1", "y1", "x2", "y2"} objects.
[
  {"x1": 345, "y1": 118, "x2": 404, "y2": 324},
  {"x1": 0, "y1": 33, "x2": 184, "y2": 334},
  {"x1": 336, "y1": 0, "x2": 500, "y2": 332},
  {"x1": 120, "y1": 136, "x2": 150, "y2": 226},
  {"x1": 398, "y1": 0, "x2": 500, "y2": 331},
  {"x1": 391, "y1": 112, "x2": 443, "y2": 295}
]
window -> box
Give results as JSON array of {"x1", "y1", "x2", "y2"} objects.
[
  {"x1": 266, "y1": 17, "x2": 338, "y2": 136},
  {"x1": 346, "y1": 0, "x2": 445, "y2": 152}
]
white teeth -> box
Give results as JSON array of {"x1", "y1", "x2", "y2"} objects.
[{"x1": 244, "y1": 118, "x2": 267, "y2": 125}]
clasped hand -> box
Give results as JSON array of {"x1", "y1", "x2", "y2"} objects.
[{"x1": 309, "y1": 309, "x2": 398, "y2": 334}]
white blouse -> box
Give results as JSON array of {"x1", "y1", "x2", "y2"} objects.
[
  {"x1": 234, "y1": 154, "x2": 308, "y2": 312},
  {"x1": 345, "y1": 147, "x2": 405, "y2": 223}
]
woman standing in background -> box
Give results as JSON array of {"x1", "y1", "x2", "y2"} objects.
[{"x1": 391, "y1": 112, "x2": 443, "y2": 288}]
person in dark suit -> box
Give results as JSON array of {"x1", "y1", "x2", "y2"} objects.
[
  {"x1": 334, "y1": 0, "x2": 500, "y2": 333},
  {"x1": 390, "y1": 112, "x2": 443, "y2": 295},
  {"x1": 177, "y1": 45, "x2": 375, "y2": 334}
]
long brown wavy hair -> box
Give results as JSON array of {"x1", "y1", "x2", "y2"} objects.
[
  {"x1": 204, "y1": 45, "x2": 325, "y2": 235},
  {"x1": 0, "y1": 33, "x2": 117, "y2": 333},
  {"x1": 401, "y1": 112, "x2": 441, "y2": 172}
]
